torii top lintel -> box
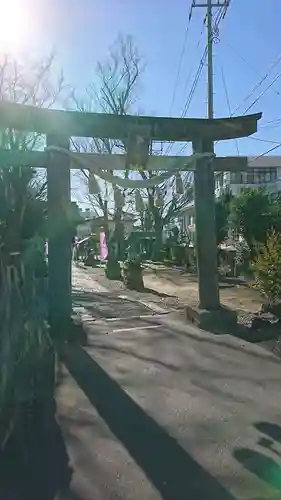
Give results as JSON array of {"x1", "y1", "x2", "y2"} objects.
[{"x1": 0, "y1": 102, "x2": 262, "y2": 142}]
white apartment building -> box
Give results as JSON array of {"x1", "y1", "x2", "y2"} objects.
[
  {"x1": 179, "y1": 156, "x2": 281, "y2": 237},
  {"x1": 214, "y1": 156, "x2": 281, "y2": 198}
]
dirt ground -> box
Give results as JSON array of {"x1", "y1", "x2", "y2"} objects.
[
  {"x1": 141, "y1": 264, "x2": 263, "y2": 315},
  {"x1": 79, "y1": 262, "x2": 263, "y2": 317}
]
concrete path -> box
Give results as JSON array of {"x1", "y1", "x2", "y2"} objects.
[{"x1": 57, "y1": 267, "x2": 281, "y2": 500}]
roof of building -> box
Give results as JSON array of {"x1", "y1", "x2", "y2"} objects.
[{"x1": 247, "y1": 155, "x2": 281, "y2": 167}]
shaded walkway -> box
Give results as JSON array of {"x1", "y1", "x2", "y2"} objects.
[
  {"x1": 57, "y1": 266, "x2": 281, "y2": 499},
  {"x1": 59, "y1": 343, "x2": 235, "y2": 500}
]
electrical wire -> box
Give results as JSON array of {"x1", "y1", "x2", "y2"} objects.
[
  {"x1": 262, "y1": 118, "x2": 281, "y2": 125},
  {"x1": 249, "y1": 142, "x2": 281, "y2": 162},
  {"x1": 168, "y1": 2, "x2": 193, "y2": 116},
  {"x1": 165, "y1": 19, "x2": 206, "y2": 156},
  {"x1": 181, "y1": 46, "x2": 208, "y2": 118},
  {"x1": 166, "y1": 2, "x2": 229, "y2": 157},
  {"x1": 182, "y1": 21, "x2": 206, "y2": 96},
  {"x1": 249, "y1": 137, "x2": 281, "y2": 144},
  {"x1": 176, "y1": 8, "x2": 226, "y2": 155},
  {"x1": 165, "y1": 46, "x2": 207, "y2": 156},
  {"x1": 231, "y1": 54, "x2": 281, "y2": 116},
  {"x1": 242, "y1": 72, "x2": 281, "y2": 115},
  {"x1": 165, "y1": 46, "x2": 207, "y2": 155},
  {"x1": 225, "y1": 40, "x2": 281, "y2": 99},
  {"x1": 221, "y1": 65, "x2": 239, "y2": 155},
  {"x1": 260, "y1": 118, "x2": 281, "y2": 130}
]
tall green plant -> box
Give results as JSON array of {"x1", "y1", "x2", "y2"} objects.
[
  {"x1": 215, "y1": 190, "x2": 233, "y2": 245},
  {"x1": 252, "y1": 231, "x2": 281, "y2": 308}
]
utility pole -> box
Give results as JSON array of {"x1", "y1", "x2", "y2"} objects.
[
  {"x1": 189, "y1": 0, "x2": 231, "y2": 310},
  {"x1": 189, "y1": 0, "x2": 230, "y2": 120},
  {"x1": 207, "y1": 0, "x2": 214, "y2": 120}
]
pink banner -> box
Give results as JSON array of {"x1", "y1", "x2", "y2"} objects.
[{"x1": 99, "y1": 231, "x2": 108, "y2": 260}]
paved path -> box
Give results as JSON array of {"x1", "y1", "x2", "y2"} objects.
[{"x1": 57, "y1": 267, "x2": 281, "y2": 500}]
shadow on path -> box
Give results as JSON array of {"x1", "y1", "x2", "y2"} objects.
[
  {"x1": 0, "y1": 399, "x2": 72, "y2": 500},
  {"x1": 88, "y1": 341, "x2": 180, "y2": 372},
  {"x1": 234, "y1": 448, "x2": 281, "y2": 493},
  {"x1": 72, "y1": 290, "x2": 152, "y2": 320},
  {"x1": 60, "y1": 343, "x2": 236, "y2": 500},
  {"x1": 254, "y1": 422, "x2": 281, "y2": 444},
  {"x1": 234, "y1": 422, "x2": 281, "y2": 494}
]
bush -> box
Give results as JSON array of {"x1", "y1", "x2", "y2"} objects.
[{"x1": 252, "y1": 231, "x2": 281, "y2": 308}]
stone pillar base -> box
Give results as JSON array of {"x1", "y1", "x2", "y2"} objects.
[{"x1": 185, "y1": 303, "x2": 237, "y2": 333}]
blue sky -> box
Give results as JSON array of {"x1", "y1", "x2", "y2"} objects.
[
  {"x1": 24, "y1": 0, "x2": 281, "y2": 155},
  {"x1": 4, "y1": 0, "x2": 281, "y2": 203}
]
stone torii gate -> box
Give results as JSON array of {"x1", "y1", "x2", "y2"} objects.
[{"x1": 0, "y1": 102, "x2": 261, "y2": 329}]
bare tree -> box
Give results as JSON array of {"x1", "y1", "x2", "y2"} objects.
[
  {"x1": 136, "y1": 171, "x2": 193, "y2": 259},
  {"x1": 72, "y1": 34, "x2": 144, "y2": 257},
  {"x1": 0, "y1": 52, "x2": 69, "y2": 198}
]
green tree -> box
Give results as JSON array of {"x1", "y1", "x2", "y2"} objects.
[
  {"x1": 215, "y1": 190, "x2": 233, "y2": 245},
  {"x1": 229, "y1": 188, "x2": 281, "y2": 256},
  {"x1": 252, "y1": 230, "x2": 281, "y2": 308}
]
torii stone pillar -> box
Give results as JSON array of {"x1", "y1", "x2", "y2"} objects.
[{"x1": 193, "y1": 139, "x2": 220, "y2": 310}]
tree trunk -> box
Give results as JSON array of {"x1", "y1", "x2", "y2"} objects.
[
  {"x1": 114, "y1": 207, "x2": 125, "y2": 261},
  {"x1": 152, "y1": 208, "x2": 163, "y2": 261},
  {"x1": 147, "y1": 193, "x2": 163, "y2": 261},
  {"x1": 123, "y1": 262, "x2": 144, "y2": 291}
]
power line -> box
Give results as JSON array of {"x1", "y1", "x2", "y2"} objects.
[
  {"x1": 260, "y1": 118, "x2": 281, "y2": 129},
  {"x1": 249, "y1": 142, "x2": 281, "y2": 162},
  {"x1": 166, "y1": 1, "x2": 230, "y2": 157},
  {"x1": 165, "y1": 39, "x2": 207, "y2": 155},
  {"x1": 182, "y1": 19, "x2": 206, "y2": 95},
  {"x1": 242, "y1": 72, "x2": 281, "y2": 115},
  {"x1": 249, "y1": 136, "x2": 281, "y2": 144},
  {"x1": 225, "y1": 40, "x2": 281, "y2": 99},
  {"x1": 165, "y1": 18, "x2": 206, "y2": 156},
  {"x1": 262, "y1": 118, "x2": 281, "y2": 125},
  {"x1": 181, "y1": 46, "x2": 208, "y2": 117},
  {"x1": 231, "y1": 54, "x2": 281, "y2": 116},
  {"x1": 221, "y1": 66, "x2": 239, "y2": 155},
  {"x1": 165, "y1": 46, "x2": 207, "y2": 156},
  {"x1": 180, "y1": 5, "x2": 228, "y2": 157},
  {"x1": 168, "y1": 2, "x2": 193, "y2": 115},
  {"x1": 177, "y1": 2, "x2": 229, "y2": 155}
]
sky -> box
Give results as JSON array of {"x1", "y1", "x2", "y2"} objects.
[{"x1": 1, "y1": 0, "x2": 281, "y2": 203}]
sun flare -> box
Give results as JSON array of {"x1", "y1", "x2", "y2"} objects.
[{"x1": 0, "y1": 0, "x2": 27, "y2": 53}]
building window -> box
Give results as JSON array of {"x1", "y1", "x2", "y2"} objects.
[
  {"x1": 230, "y1": 172, "x2": 242, "y2": 184},
  {"x1": 246, "y1": 170, "x2": 254, "y2": 184},
  {"x1": 231, "y1": 167, "x2": 277, "y2": 185},
  {"x1": 253, "y1": 167, "x2": 277, "y2": 184}
]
